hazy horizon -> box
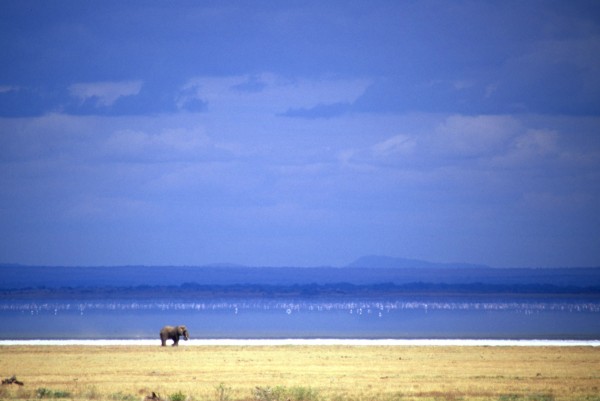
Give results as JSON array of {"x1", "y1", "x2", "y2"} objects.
[
  {"x1": 1, "y1": 254, "x2": 599, "y2": 269},
  {"x1": 2, "y1": 253, "x2": 600, "y2": 270}
]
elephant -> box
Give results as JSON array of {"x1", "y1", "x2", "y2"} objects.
[{"x1": 160, "y1": 325, "x2": 189, "y2": 346}]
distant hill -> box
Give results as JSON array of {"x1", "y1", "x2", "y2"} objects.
[
  {"x1": 2, "y1": 263, "x2": 600, "y2": 291},
  {"x1": 347, "y1": 255, "x2": 490, "y2": 269}
]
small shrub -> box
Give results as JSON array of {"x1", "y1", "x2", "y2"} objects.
[
  {"x1": 110, "y1": 391, "x2": 138, "y2": 401},
  {"x1": 84, "y1": 385, "x2": 101, "y2": 399},
  {"x1": 499, "y1": 395, "x2": 556, "y2": 401},
  {"x1": 253, "y1": 386, "x2": 285, "y2": 401},
  {"x1": 215, "y1": 383, "x2": 232, "y2": 401},
  {"x1": 387, "y1": 392, "x2": 405, "y2": 401},
  {"x1": 253, "y1": 386, "x2": 319, "y2": 401},
  {"x1": 288, "y1": 386, "x2": 320, "y2": 401},
  {"x1": 36, "y1": 387, "x2": 71, "y2": 399},
  {"x1": 52, "y1": 389, "x2": 71, "y2": 398},
  {"x1": 526, "y1": 394, "x2": 554, "y2": 401},
  {"x1": 37, "y1": 387, "x2": 52, "y2": 398},
  {"x1": 169, "y1": 390, "x2": 186, "y2": 401}
]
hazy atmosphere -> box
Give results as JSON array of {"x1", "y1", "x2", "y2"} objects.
[{"x1": 1, "y1": 1, "x2": 599, "y2": 268}]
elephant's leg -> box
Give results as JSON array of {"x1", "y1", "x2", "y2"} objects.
[{"x1": 172, "y1": 337, "x2": 179, "y2": 346}]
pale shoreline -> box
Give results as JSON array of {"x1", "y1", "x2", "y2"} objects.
[{"x1": 1, "y1": 338, "x2": 599, "y2": 346}]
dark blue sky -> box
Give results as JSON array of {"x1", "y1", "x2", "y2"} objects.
[{"x1": 1, "y1": 1, "x2": 599, "y2": 267}]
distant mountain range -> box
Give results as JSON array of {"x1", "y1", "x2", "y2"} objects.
[
  {"x1": 346, "y1": 255, "x2": 490, "y2": 269},
  {"x1": 200, "y1": 255, "x2": 491, "y2": 269},
  {"x1": 1, "y1": 256, "x2": 600, "y2": 294}
]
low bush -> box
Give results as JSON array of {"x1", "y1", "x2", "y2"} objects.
[
  {"x1": 253, "y1": 385, "x2": 320, "y2": 401},
  {"x1": 36, "y1": 387, "x2": 71, "y2": 398},
  {"x1": 83, "y1": 385, "x2": 101, "y2": 399},
  {"x1": 110, "y1": 391, "x2": 138, "y2": 401},
  {"x1": 169, "y1": 390, "x2": 186, "y2": 401},
  {"x1": 215, "y1": 382, "x2": 232, "y2": 401},
  {"x1": 288, "y1": 386, "x2": 320, "y2": 401},
  {"x1": 253, "y1": 386, "x2": 284, "y2": 401},
  {"x1": 498, "y1": 394, "x2": 555, "y2": 401},
  {"x1": 526, "y1": 395, "x2": 554, "y2": 401}
]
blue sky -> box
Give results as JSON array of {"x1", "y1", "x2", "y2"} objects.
[{"x1": 1, "y1": 1, "x2": 599, "y2": 268}]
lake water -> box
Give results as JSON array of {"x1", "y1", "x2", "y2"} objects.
[{"x1": 1, "y1": 296, "x2": 599, "y2": 340}]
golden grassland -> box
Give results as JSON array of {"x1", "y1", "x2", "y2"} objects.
[{"x1": 0, "y1": 345, "x2": 599, "y2": 401}]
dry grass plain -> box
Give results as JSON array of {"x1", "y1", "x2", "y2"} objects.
[{"x1": 0, "y1": 345, "x2": 599, "y2": 401}]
